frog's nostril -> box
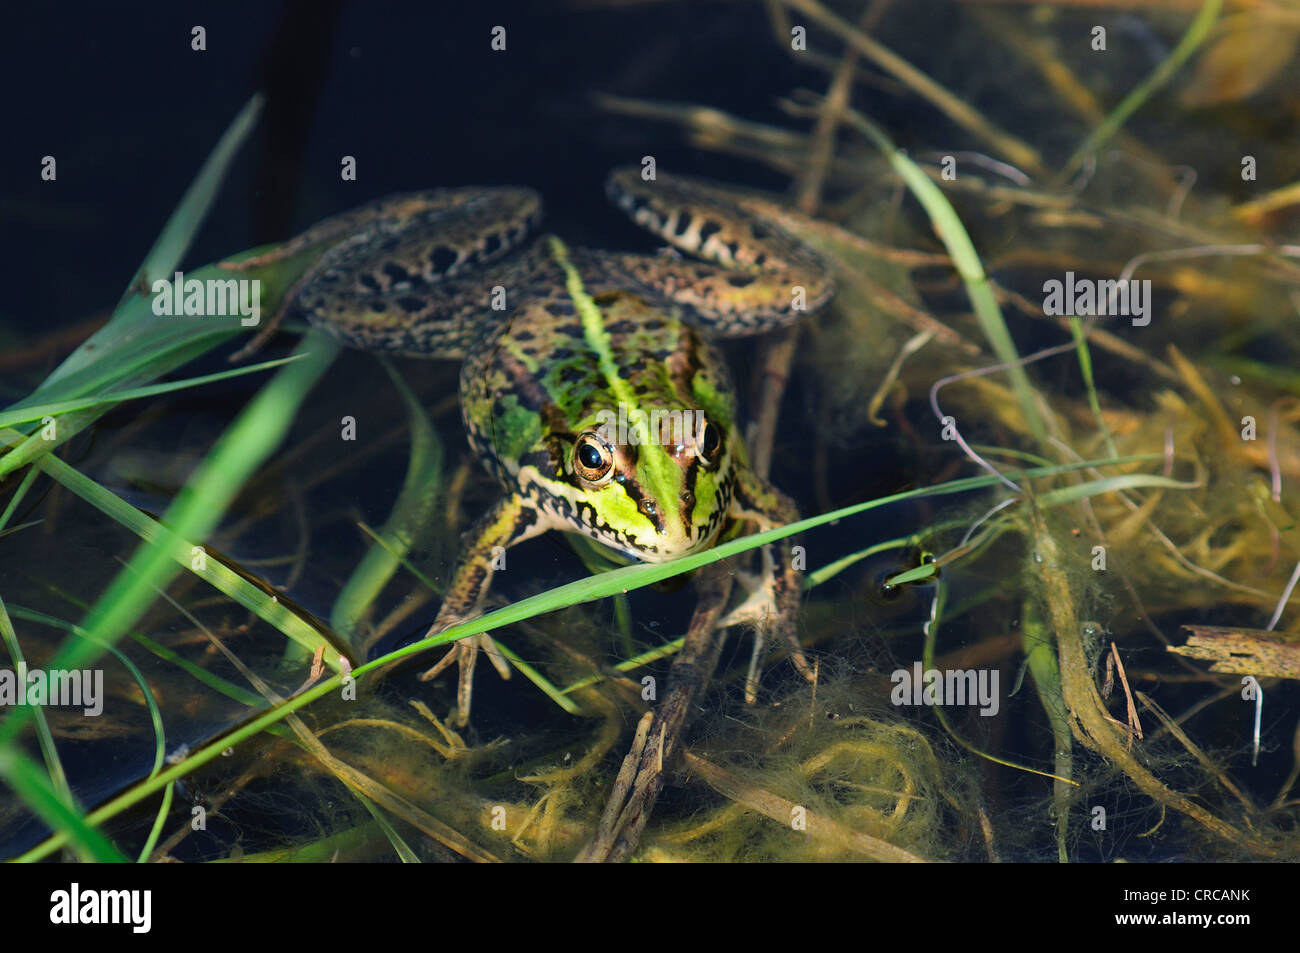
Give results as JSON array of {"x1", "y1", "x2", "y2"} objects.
[{"x1": 639, "y1": 497, "x2": 666, "y2": 532}]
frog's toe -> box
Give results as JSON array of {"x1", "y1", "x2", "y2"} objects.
[
  {"x1": 739, "y1": 622, "x2": 814, "y2": 703},
  {"x1": 721, "y1": 555, "x2": 814, "y2": 702},
  {"x1": 418, "y1": 633, "x2": 512, "y2": 726},
  {"x1": 478, "y1": 632, "x2": 512, "y2": 680},
  {"x1": 454, "y1": 640, "x2": 478, "y2": 727},
  {"x1": 418, "y1": 641, "x2": 461, "y2": 683},
  {"x1": 717, "y1": 563, "x2": 776, "y2": 630},
  {"x1": 416, "y1": 638, "x2": 479, "y2": 726}
]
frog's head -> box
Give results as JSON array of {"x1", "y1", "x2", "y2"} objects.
[{"x1": 554, "y1": 406, "x2": 736, "y2": 563}]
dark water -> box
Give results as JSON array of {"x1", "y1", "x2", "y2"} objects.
[{"x1": 2, "y1": 0, "x2": 1298, "y2": 876}]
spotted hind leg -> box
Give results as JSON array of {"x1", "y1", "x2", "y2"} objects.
[
  {"x1": 222, "y1": 186, "x2": 543, "y2": 360},
  {"x1": 602, "y1": 167, "x2": 835, "y2": 337}
]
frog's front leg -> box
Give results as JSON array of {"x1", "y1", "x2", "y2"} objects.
[
  {"x1": 418, "y1": 493, "x2": 551, "y2": 725},
  {"x1": 724, "y1": 467, "x2": 814, "y2": 702}
]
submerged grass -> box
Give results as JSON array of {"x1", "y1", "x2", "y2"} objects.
[
  {"x1": 5, "y1": 2, "x2": 1300, "y2": 864},
  {"x1": 8, "y1": 455, "x2": 1149, "y2": 863}
]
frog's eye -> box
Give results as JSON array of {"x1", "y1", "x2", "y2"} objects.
[
  {"x1": 574, "y1": 433, "x2": 614, "y2": 484},
  {"x1": 699, "y1": 419, "x2": 722, "y2": 462}
]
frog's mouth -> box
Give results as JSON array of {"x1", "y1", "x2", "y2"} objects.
[{"x1": 608, "y1": 518, "x2": 722, "y2": 564}]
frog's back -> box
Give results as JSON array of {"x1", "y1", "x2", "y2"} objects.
[{"x1": 461, "y1": 255, "x2": 738, "y2": 492}]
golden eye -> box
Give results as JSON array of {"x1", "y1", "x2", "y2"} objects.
[{"x1": 574, "y1": 433, "x2": 614, "y2": 483}]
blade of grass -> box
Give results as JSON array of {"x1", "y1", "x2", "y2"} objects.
[
  {"x1": 0, "y1": 467, "x2": 40, "y2": 532},
  {"x1": 842, "y1": 106, "x2": 1045, "y2": 442},
  {"x1": 490, "y1": 639, "x2": 582, "y2": 715},
  {"x1": 39, "y1": 95, "x2": 264, "y2": 394},
  {"x1": 0, "y1": 601, "x2": 171, "y2": 862},
  {"x1": 559, "y1": 636, "x2": 685, "y2": 696},
  {"x1": 3, "y1": 445, "x2": 347, "y2": 675},
  {"x1": 1022, "y1": 597, "x2": 1075, "y2": 862},
  {"x1": 0, "y1": 596, "x2": 73, "y2": 809},
  {"x1": 1069, "y1": 316, "x2": 1119, "y2": 460},
  {"x1": 1035, "y1": 473, "x2": 1194, "y2": 507},
  {"x1": 330, "y1": 358, "x2": 444, "y2": 641},
  {"x1": 0, "y1": 354, "x2": 304, "y2": 429},
  {"x1": 805, "y1": 534, "x2": 922, "y2": 589},
  {"x1": 0, "y1": 747, "x2": 128, "y2": 862},
  {"x1": 923, "y1": 577, "x2": 1076, "y2": 786},
  {"x1": 357, "y1": 796, "x2": 420, "y2": 863},
  {"x1": 1062, "y1": 0, "x2": 1223, "y2": 178},
  {"x1": 124, "y1": 96, "x2": 265, "y2": 305},
  {"x1": 0, "y1": 330, "x2": 341, "y2": 752},
  {"x1": 2, "y1": 97, "x2": 269, "y2": 482},
  {"x1": 136, "y1": 783, "x2": 175, "y2": 864},
  {"x1": 6, "y1": 604, "x2": 264, "y2": 709}
]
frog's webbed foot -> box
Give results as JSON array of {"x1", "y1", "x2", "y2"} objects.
[
  {"x1": 722, "y1": 466, "x2": 815, "y2": 702},
  {"x1": 414, "y1": 494, "x2": 547, "y2": 724},
  {"x1": 718, "y1": 548, "x2": 814, "y2": 703},
  {"x1": 417, "y1": 617, "x2": 512, "y2": 727}
]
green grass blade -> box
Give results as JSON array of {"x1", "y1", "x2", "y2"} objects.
[
  {"x1": 5, "y1": 448, "x2": 346, "y2": 675},
  {"x1": 0, "y1": 467, "x2": 40, "y2": 533},
  {"x1": 137, "y1": 782, "x2": 174, "y2": 863},
  {"x1": 1035, "y1": 474, "x2": 1193, "y2": 507},
  {"x1": 845, "y1": 109, "x2": 1044, "y2": 442},
  {"x1": 490, "y1": 639, "x2": 582, "y2": 715},
  {"x1": 0, "y1": 747, "x2": 128, "y2": 862},
  {"x1": 0, "y1": 596, "x2": 73, "y2": 809},
  {"x1": 2, "y1": 97, "x2": 267, "y2": 481},
  {"x1": 1069, "y1": 317, "x2": 1119, "y2": 460},
  {"x1": 0, "y1": 354, "x2": 304, "y2": 429},
  {"x1": 330, "y1": 359, "x2": 445, "y2": 640},
  {"x1": 124, "y1": 95, "x2": 265, "y2": 299},
  {"x1": 6, "y1": 604, "x2": 264, "y2": 709},
  {"x1": 357, "y1": 796, "x2": 420, "y2": 863},
  {"x1": 36, "y1": 94, "x2": 264, "y2": 395},
  {"x1": 804, "y1": 535, "x2": 914, "y2": 589},
  {"x1": 0, "y1": 330, "x2": 342, "y2": 751},
  {"x1": 1063, "y1": 0, "x2": 1223, "y2": 176}
]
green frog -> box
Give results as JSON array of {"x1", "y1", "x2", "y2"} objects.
[{"x1": 231, "y1": 167, "x2": 835, "y2": 724}]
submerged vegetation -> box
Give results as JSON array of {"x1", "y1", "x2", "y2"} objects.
[{"x1": 3, "y1": 0, "x2": 1300, "y2": 862}]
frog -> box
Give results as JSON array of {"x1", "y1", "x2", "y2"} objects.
[{"x1": 228, "y1": 166, "x2": 836, "y2": 725}]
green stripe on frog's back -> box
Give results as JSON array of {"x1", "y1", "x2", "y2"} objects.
[
  {"x1": 545, "y1": 237, "x2": 641, "y2": 412},
  {"x1": 546, "y1": 235, "x2": 691, "y2": 526}
]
